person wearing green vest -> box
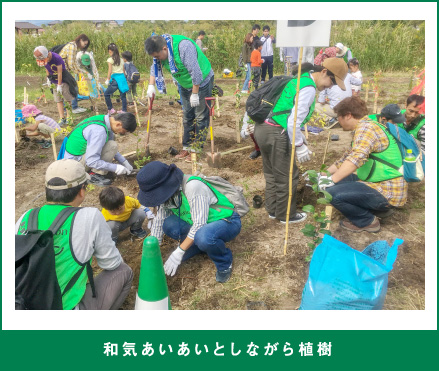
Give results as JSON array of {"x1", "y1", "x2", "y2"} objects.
[
  {"x1": 63, "y1": 113, "x2": 137, "y2": 186},
  {"x1": 319, "y1": 97, "x2": 408, "y2": 233},
  {"x1": 335, "y1": 42, "x2": 353, "y2": 64},
  {"x1": 15, "y1": 159, "x2": 133, "y2": 309},
  {"x1": 369, "y1": 103, "x2": 407, "y2": 127},
  {"x1": 136, "y1": 161, "x2": 241, "y2": 283},
  {"x1": 144, "y1": 34, "x2": 214, "y2": 162},
  {"x1": 253, "y1": 58, "x2": 348, "y2": 223},
  {"x1": 399, "y1": 95, "x2": 425, "y2": 152}
]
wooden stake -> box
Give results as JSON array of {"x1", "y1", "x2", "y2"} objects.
[
  {"x1": 133, "y1": 99, "x2": 141, "y2": 126},
  {"x1": 141, "y1": 82, "x2": 145, "y2": 100},
  {"x1": 324, "y1": 205, "x2": 333, "y2": 231},
  {"x1": 215, "y1": 96, "x2": 221, "y2": 117},
  {"x1": 191, "y1": 152, "x2": 197, "y2": 174},
  {"x1": 236, "y1": 118, "x2": 241, "y2": 143},
  {"x1": 221, "y1": 145, "x2": 253, "y2": 156},
  {"x1": 365, "y1": 84, "x2": 369, "y2": 103},
  {"x1": 284, "y1": 47, "x2": 303, "y2": 256},
  {"x1": 15, "y1": 128, "x2": 20, "y2": 143},
  {"x1": 322, "y1": 130, "x2": 331, "y2": 165},
  {"x1": 24, "y1": 87, "x2": 28, "y2": 104},
  {"x1": 304, "y1": 124, "x2": 309, "y2": 139},
  {"x1": 121, "y1": 150, "x2": 137, "y2": 157},
  {"x1": 50, "y1": 133, "x2": 57, "y2": 161},
  {"x1": 373, "y1": 90, "x2": 379, "y2": 114}
]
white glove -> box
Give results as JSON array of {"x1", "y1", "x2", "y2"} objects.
[
  {"x1": 244, "y1": 65, "x2": 248, "y2": 71},
  {"x1": 190, "y1": 93, "x2": 200, "y2": 107},
  {"x1": 296, "y1": 143, "x2": 312, "y2": 163},
  {"x1": 87, "y1": 73, "x2": 93, "y2": 80},
  {"x1": 104, "y1": 79, "x2": 110, "y2": 86},
  {"x1": 164, "y1": 247, "x2": 185, "y2": 276},
  {"x1": 56, "y1": 84, "x2": 63, "y2": 94},
  {"x1": 114, "y1": 164, "x2": 130, "y2": 175},
  {"x1": 246, "y1": 124, "x2": 255, "y2": 136},
  {"x1": 145, "y1": 210, "x2": 155, "y2": 229},
  {"x1": 147, "y1": 84, "x2": 156, "y2": 98},
  {"x1": 46, "y1": 77, "x2": 51, "y2": 86},
  {"x1": 318, "y1": 175, "x2": 335, "y2": 191},
  {"x1": 121, "y1": 160, "x2": 133, "y2": 174}
]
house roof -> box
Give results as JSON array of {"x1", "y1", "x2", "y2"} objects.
[
  {"x1": 48, "y1": 20, "x2": 62, "y2": 25},
  {"x1": 15, "y1": 22, "x2": 40, "y2": 29}
]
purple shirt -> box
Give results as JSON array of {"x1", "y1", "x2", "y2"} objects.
[
  {"x1": 45, "y1": 52, "x2": 66, "y2": 83},
  {"x1": 36, "y1": 114, "x2": 61, "y2": 131}
]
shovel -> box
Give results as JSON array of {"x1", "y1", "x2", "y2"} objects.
[
  {"x1": 145, "y1": 94, "x2": 155, "y2": 158},
  {"x1": 205, "y1": 97, "x2": 221, "y2": 168}
]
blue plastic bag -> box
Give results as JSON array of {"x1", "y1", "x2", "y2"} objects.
[{"x1": 299, "y1": 235, "x2": 403, "y2": 310}]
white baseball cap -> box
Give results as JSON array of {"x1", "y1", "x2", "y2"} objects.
[{"x1": 335, "y1": 43, "x2": 344, "y2": 50}]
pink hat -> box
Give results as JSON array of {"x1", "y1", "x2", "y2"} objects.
[{"x1": 22, "y1": 104, "x2": 42, "y2": 118}]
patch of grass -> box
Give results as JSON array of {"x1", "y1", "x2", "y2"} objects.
[
  {"x1": 410, "y1": 201, "x2": 425, "y2": 210},
  {"x1": 384, "y1": 286, "x2": 425, "y2": 310}
]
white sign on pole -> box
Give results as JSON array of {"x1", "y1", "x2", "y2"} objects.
[{"x1": 276, "y1": 20, "x2": 332, "y2": 47}]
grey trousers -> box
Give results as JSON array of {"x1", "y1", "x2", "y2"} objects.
[
  {"x1": 106, "y1": 208, "x2": 146, "y2": 239},
  {"x1": 78, "y1": 262, "x2": 133, "y2": 310},
  {"x1": 254, "y1": 123, "x2": 299, "y2": 220},
  {"x1": 80, "y1": 140, "x2": 118, "y2": 175}
]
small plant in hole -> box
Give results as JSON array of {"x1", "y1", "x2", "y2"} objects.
[
  {"x1": 301, "y1": 164, "x2": 333, "y2": 262},
  {"x1": 133, "y1": 131, "x2": 150, "y2": 169}
]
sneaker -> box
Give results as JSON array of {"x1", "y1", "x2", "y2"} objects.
[
  {"x1": 89, "y1": 172, "x2": 112, "y2": 187},
  {"x1": 280, "y1": 212, "x2": 308, "y2": 224},
  {"x1": 175, "y1": 150, "x2": 190, "y2": 159},
  {"x1": 117, "y1": 110, "x2": 127, "y2": 113},
  {"x1": 340, "y1": 217, "x2": 381, "y2": 233},
  {"x1": 40, "y1": 140, "x2": 52, "y2": 149},
  {"x1": 72, "y1": 107, "x2": 86, "y2": 114},
  {"x1": 268, "y1": 214, "x2": 276, "y2": 219},
  {"x1": 249, "y1": 150, "x2": 261, "y2": 160},
  {"x1": 216, "y1": 265, "x2": 232, "y2": 283},
  {"x1": 34, "y1": 138, "x2": 46, "y2": 144},
  {"x1": 130, "y1": 228, "x2": 147, "y2": 239},
  {"x1": 372, "y1": 208, "x2": 395, "y2": 219},
  {"x1": 58, "y1": 118, "x2": 67, "y2": 126},
  {"x1": 260, "y1": 81, "x2": 265, "y2": 85},
  {"x1": 108, "y1": 108, "x2": 116, "y2": 115},
  {"x1": 241, "y1": 90, "x2": 249, "y2": 94}
]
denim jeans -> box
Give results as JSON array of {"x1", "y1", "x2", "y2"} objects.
[
  {"x1": 71, "y1": 96, "x2": 78, "y2": 109},
  {"x1": 104, "y1": 79, "x2": 127, "y2": 111},
  {"x1": 243, "y1": 63, "x2": 251, "y2": 91},
  {"x1": 326, "y1": 174, "x2": 392, "y2": 227},
  {"x1": 162, "y1": 212, "x2": 241, "y2": 271},
  {"x1": 180, "y1": 76, "x2": 214, "y2": 149}
]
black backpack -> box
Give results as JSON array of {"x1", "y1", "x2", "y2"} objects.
[
  {"x1": 245, "y1": 75, "x2": 294, "y2": 123},
  {"x1": 15, "y1": 207, "x2": 95, "y2": 310},
  {"x1": 125, "y1": 62, "x2": 140, "y2": 83},
  {"x1": 50, "y1": 44, "x2": 67, "y2": 55}
]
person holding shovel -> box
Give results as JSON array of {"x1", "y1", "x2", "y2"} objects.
[
  {"x1": 62, "y1": 113, "x2": 137, "y2": 186},
  {"x1": 253, "y1": 58, "x2": 348, "y2": 224},
  {"x1": 144, "y1": 34, "x2": 214, "y2": 162},
  {"x1": 136, "y1": 161, "x2": 242, "y2": 283}
]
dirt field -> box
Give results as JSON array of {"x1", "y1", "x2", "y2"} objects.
[{"x1": 15, "y1": 74, "x2": 425, "y2": 310}]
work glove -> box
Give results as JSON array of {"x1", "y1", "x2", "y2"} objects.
[
  {"x1": 56, "y1": 84, "x2": 63, "y2": 94},
  {"x1": 318, "y1": 175, "x2": 335, "y2": 191},
  {"x1": 87, "y1": 73, "x2": 93, "y2": 80},
  {"x1": 114, "y1": 164, "x2": 130, "y2": 176},
  {"x1": 46, "y1": 77, "x2": 51, "y2": 86},
  {"x1": 145, "y1": 209, "x2": 155, "y2": 229},
  {"x1": 246, "y1": 123, "x2": 255, "y2": 135},
  {"x1": 190, "y1": 93, "x2": 200, "y2": 107},
  {"x1": 121, "y1": 160, "x2": 133, "y2": 174},
  {"x1": 164, "y1": 246, "x2": 185, "y2": 276},
  {"x1": 104, "y1": 79, "x2": 110, "y2": 86},
  {"x1": 296, "y1": 143, "x2": 312, "y2": 163},
  {"x1": 147, "y1": 84, "x2": 156, "y2": 98}
]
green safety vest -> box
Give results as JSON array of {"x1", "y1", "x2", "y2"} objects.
[
  {"x1": 170, "y1": 176, "x2": 234, "y2": 225},
  {"x1": 357, "y1": 121, "x2": 403, "y2": 182},
  {"x1": 66, "y1": 115, "x2": 109, "y2": 156},
  {"x1": 17, "y1": 205, "x2": 90, "y2": 310},
  {"x1": 162, "y1": 35, "x2": 212, "y2": 89},
  {"x1": 397, "y1": 109, "x2": 425, "y2": 140},
  {"x1": 269, "y1": 73, "x2": 317, "y2": 129}
]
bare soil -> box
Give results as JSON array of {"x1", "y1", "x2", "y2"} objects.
[{"x1": 15, "y1": 74, "x2": 425, "y2": 310}]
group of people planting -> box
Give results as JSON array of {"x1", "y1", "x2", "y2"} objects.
[{"x1": 16, "y1": 28, "x2": 425, "y2": 310}]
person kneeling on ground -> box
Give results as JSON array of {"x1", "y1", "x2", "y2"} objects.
[
  {"x1": 369, "y1": 103, "x2": 407, "y2": 126},
  {"x1": 136, "y1": 161, "x2": 242, "y2": 283},
  {"x1": 21, "y1": 104, "x2": 61, "y2": 149},
  {"x1": 62, "y1": 112, "x2": 137, "y2": 186},
  {"x1": 320, "y1": 97, "x2": 408, "y2": 233},
  {"x1": 100, "y1": 186, "x2": 155, "y2": 243},
  {"x1": 15, "y1": 159, "x2": 133, "y2": 310},
  {"x1": 241, "y1": 111, "x2": 261, "y2": 159}
]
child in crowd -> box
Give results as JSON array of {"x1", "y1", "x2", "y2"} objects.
[
  {"x1": 122, "y1": 51, "x2": 140, "y2": 106},
  {"x1": 250, "y1": 40, "x2": 264, "y2": 90},
  {"x1": 100, "y1": 186, "x2": 155, "y2": 243},
  {"x1": 22, "y1": 104, "x2": 60, "y2": 148},
  {"x1": 348, "y1": 58, "x2": 362, "y2": 96},
  {"x1": 104, "y1": 43, "x2": 129, "y2": 115}
]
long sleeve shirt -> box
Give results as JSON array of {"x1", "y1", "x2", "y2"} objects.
[
  {"x1": 59, "y1": 42, "x2": 82, "y2": 75},
  {"x1": 64, "y1": 115, "x2": 126, "y2": 172},
  {"x1": 260, "y1": 35, "x2": 276, "y2": 57},
  {"x1": 150, "y1": 39, "x2": 214, "y2": 88},
  {"x1": 334, "y1": 117, "x2": 408, "y2": 207},
  {"x1": 318, "y1": 73, "x2": 361, "y2": 109},
  {"x1": 250, "y1": 49, "x2": 263, "y2": 67},
  {"x1": 150, "y1": 176, "x2": 219, "y2": 244}
]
